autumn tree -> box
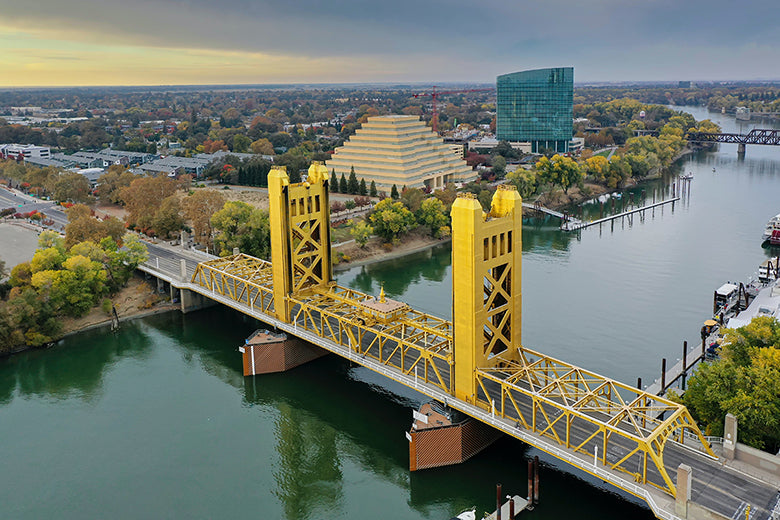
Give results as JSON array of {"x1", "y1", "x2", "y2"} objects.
[
  {"x1": 400, "y1": 187, "x2": 425, "y2": 213},
  {"x1": 535, "y1": 154, "x2": 584, "y2": 194},
  {"x1": 505, "y1": 167, "x2": 538, "y2": 198},
  {"x1": 181, "y1": 190, "x2": 226, "y2": 249},
  {"x1": 211, "y1": 201, "x2": 271, "y2": 258},
  {"x1": 417, "y1": 198, "x2": 449, "y2": 238},
  {"x1": 64, "y1": 204, "x2": 125, "y2": 248},
  {"x1": 52, "y1": 171, "x2": 92, "y2": 203},
  {"x1": 121, "y1": 176, "x2": 179, "y2": 230},
  {"x1": 369, "y1": 198, "x2": 416, "y2": 242},
  {"x1": 151, "y1": 195, "x2": 184, "y2": 239},
  {"x1": 350, "y1": 221, "x2": 373, "y2": 248},
  {"x1": 250, "y1": 138, "x2": 275, "y2": 155},
  {"x1": 97, "y1": 166, "x2": 136, "y2": 204}
]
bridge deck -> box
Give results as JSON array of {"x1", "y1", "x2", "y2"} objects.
[{"x1": 139, "y1": 242, "x2": 780, "y2": 520}]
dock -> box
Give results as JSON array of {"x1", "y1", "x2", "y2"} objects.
[
  {"x1": 485, "y1": 495, "x2": 528, "y2": 520},
  {"x1": 522, "y1": 197, "x2": 681, "y2": 232},
  {"x1": 645, "y1": 340, "x2": 707, "y2": 396}
]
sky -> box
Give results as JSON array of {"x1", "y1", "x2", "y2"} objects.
[{"x1": 0, "y1": 0, "x2": 778, "y2": 87}]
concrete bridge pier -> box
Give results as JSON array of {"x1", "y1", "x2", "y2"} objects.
[
  {"x1": 738, "y1": 143, "x2": 746, "y2": 156},
  {"x1": 179, "y1": 288, "x2": 215, "y2": 314}
]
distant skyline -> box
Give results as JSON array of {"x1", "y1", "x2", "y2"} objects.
[{"x1": 1, "y1": 0, "x2": 778, "y2": 87}]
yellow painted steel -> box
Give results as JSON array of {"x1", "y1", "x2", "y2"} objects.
[
  {"x1": 189, "y1": 176, "x2": 716, "y2": 500},
  {"x1": 268, "y1": 162, "x2": 333, "y2": 321},
  {"x1": 451, "y1": 186, "x2": 522, "y2": 404}
]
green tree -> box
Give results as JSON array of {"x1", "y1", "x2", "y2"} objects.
[
  {"x1": 417, "y1": 198, "x2": 449, "y2": 237},
  {"x1": 52, "y1": 171, "x2": 92, "y2": 203},
  {"x1": 211, "y1": 201, "x2": 271, "y2": 259},
  {"x1": 369, "y1": 180, "x2": 377, "y2": 197},
  {"x1": 331, "y1": 169, "x2": 339, "y2": 192},
  {"x1": 505, "y1": 167, "x2": 538, "y2": 198},
  {"x1": 232, "y1": 134, "x2": 251, "y2": 153},
  {"x1": 492, "y1": 155, "x2": 507, "y2": 179},
  {"x1": 350, "y1": 221, "x2": 373, "y2": 248},
  {"x1": 368, "y1": 198, "x2": 415, "y2": 242},
  {"x1": 684, "y1": 317, "x2": 780, "y2": 451},
  {"x1": 348, "y1": 167, "x2": 359, "y2": 194},
  {"x1": 390, "y1": 184, "x2": 399, "y2": 200},
  {"x1": 358, "y1": 178, "x2": 367, "y2": 196},
  {"x1": 339, "y1": 173, "x2": 348, "y2": 193}
]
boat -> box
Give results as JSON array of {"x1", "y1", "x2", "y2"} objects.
[
  {"x1": 771, "y1": 230, "x2": 780, "y2": 246},
  {"x1": 449, "y1": 507, "x2": 476, "y2": 520},
  {"x1": 680, "y1": 173, "x2": 694, "y2": 180},
  {"x1": 758, "y1": 257, "x2": 780, "y2": 283},
  {"x1": 762, "y1": 213, "x2": 780, "y2": 243}
]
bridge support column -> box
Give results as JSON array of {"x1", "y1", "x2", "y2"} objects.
[
  {"x1": 239, "y1": 330, "x2": 327, "y2": 376},
  {"x1": 451, "y1": 186, "x2": 522, "y2": 404},
  {"x1": 675, "y1": 464, "x2": 692, "y2": 517},
  {"x1": 179, "y1": 288, "x2": 215, "y2": 314},
  {"x1": 723, "y1": 413, "x2": 738, "y2": 460},
  {"x1": 738, "y1": 143, "x2": 746, "y2": 155},
  {"x1": 407, "y1": 402, "x2": 502, "y2": 471}
]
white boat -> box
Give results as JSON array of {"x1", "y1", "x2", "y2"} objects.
[
  {"x1": 450, "y1": 507, "x2": 476, "y2": 520},
  {"x1": 762, "y1": 213, "x2": 780, "y2": 242}
]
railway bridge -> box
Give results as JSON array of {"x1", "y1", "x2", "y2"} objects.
[{"x1": 138, "y1": 163, "x2": 780, "y2": 520}]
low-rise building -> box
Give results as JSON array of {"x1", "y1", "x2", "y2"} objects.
[{"x1": 0, "y1": 143, "x2": 51, "y2": 160}]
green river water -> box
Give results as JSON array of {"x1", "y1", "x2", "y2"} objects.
[{"x1": 2, "y1": 106, "x2": 779, "y2": 519}]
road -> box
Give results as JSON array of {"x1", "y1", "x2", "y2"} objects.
[{"x1": 0, "y1": 186, "x2": 70, "y2": 230}]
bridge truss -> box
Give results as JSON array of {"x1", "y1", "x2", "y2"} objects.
[
  {"x1": 190, "y1": 252, "x2": 714, "y2": 497},
  {"x1": 687, "y1": 128, "x2": 780, "y2": 145}
]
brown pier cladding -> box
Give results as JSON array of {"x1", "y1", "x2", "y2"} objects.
[
  {"x1": 408, "y1": 403, "x2": 502, "y2": 471},
  {"x1": 241, "y1": 330, "x2": 328, "y2": 376}
]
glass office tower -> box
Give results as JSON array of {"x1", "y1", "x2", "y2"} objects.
[{"x1": 496, "y1": 67, "x2": 574, "y2": 153}]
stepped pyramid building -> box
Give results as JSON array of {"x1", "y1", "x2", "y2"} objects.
[{"x1": 326, "y1": 115, "x2": 474, "y2": 191}]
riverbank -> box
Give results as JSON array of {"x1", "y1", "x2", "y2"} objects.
[{"x1": 333, "y1": 230, "x2": 450, "y2": 271}]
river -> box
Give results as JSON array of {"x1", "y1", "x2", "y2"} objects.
[{"x1": 1, "y1": 107, "x2": 778, "y2": 519}]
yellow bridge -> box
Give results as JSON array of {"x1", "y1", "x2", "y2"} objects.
[{"x1": 139, "y1": 163, "x2": 779, "y2": 520}]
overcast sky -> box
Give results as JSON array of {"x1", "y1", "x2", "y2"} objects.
[{"x1": 1, "y1": 0, "x2": 777, "y2": 86}]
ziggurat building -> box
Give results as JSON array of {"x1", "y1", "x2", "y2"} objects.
[{"x1": 326, "y1": 115, "x2": 474, "y2": 191}]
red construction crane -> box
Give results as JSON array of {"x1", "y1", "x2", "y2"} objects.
[{"x1": 412, "y1": 86, "x2": 494, "y2": 133}]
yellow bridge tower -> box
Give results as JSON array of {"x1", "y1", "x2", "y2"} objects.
[
  {"x1": 451, "y1": 186, "x2": 523, "y2": 404},
  {"x1": 269, "y1": 162, "x2": 333, "y2": 322}
]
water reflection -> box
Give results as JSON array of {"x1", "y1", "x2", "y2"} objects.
[{"x1": 0, "y1": 321, "x2": 154, "y2": 404}]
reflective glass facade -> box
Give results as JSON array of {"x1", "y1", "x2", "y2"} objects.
[{"x1": 496, "y1": 67, "x2": 574, "y2": 153}]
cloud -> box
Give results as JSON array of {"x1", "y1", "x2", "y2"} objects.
[{"x1": 0, "y1": 0, "x2": 778, "y2": 84}]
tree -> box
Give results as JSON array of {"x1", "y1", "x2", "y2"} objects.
[
  {"x1": 339, "y1": 173, "x2": 348, "y2": 194},
  {"x1": 350, "y1": 221, "x2": 373, "y2": 248},
  {"x1": 505, "y1": 167, "x2": 538, "y2": 198},
  {"x1": 417, "y1": 198, "x2": 449, "y2": 237},
  {"x1": 358, "y1": 178, "x2": 367, "y2": 196},
  {"x1": 390, "y1": 184, "x2": 399, "y2": 200},
  {"x1": 97, "y1": 166, "x2": 136, "y2": 204},
  {"x1": 121, "y1": 176, "x2": 179, "y2": 230},
  {"x1": 400, "y1": 187, "x2": 425, "y2": 213},
  {"x1": 534, "y1": 154, "x2": 584, "y2": 194},
  {"x1": 151, "y1": 195, "x2": 184, "y2": 239},
  {"x1": 52, "y1": 171, "x2": 92, "y2": 203},
  {"x1": 181, "y1": 190, "x2": 226, "y2": 249},
  {"x1": 330, "y1": 169, "x2": 339, "y2": 192},
  {"x1": 347, "y1": 167, "x2": 359, "y2": 194},
  {"x1": 369, "y1": 180, "x2": 377, "y2": 198},
  {"x1": 232, "y1": 134, "x2": 251, "y2": 153},
  {"x1": 491, "y1": 155, "x2": 507, "y2": 179},
  {"x1": 211, "y1": 201, "x2": 271, "y2": 259},
  {"x1": 369, "y1": 198, "x2": 416, "y2": 242},
  {"x1": 684, "y1": 317, "x2": 780, "y2": 451},
  {"x1": 250, "y1": 138, "x2": 275, "y2": 155},
  {"x1": 65, "y1": 206, "x2": 124, "y2": 248}
]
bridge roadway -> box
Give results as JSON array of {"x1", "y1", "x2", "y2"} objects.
[{"x1": 139, "y1": 241, "x2": 780, "y2": 520}]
